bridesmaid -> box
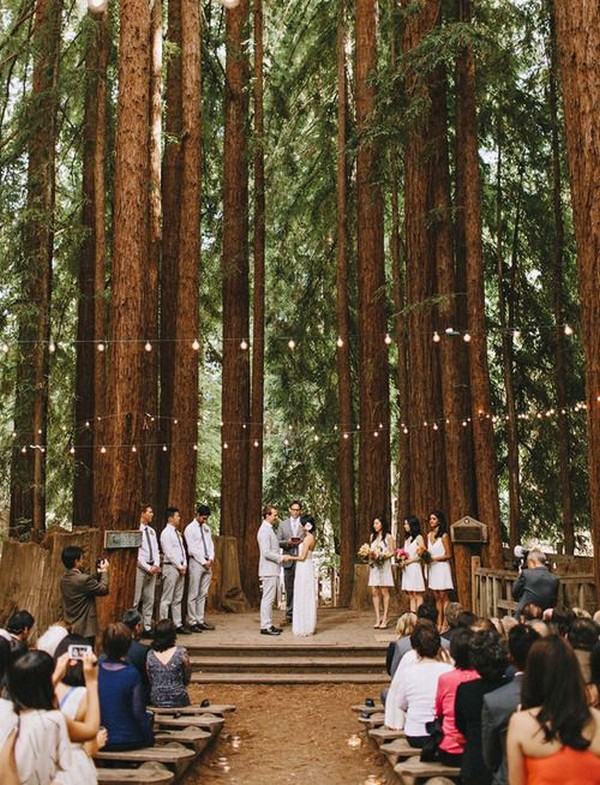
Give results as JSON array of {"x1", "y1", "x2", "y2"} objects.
[
  {"x1": 427, "y1": 510, "x2": 454, "y2": 630},
  {"x1": 400, "y1": 515, "x2": 426, "y2": 612},
  {"x1": 367, "y1": 517, "x2": 395, "y2": 629}
]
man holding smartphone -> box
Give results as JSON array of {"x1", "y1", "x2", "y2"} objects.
[{"x1": 60, "y1": 545, "x2": 109, "y2": 647}]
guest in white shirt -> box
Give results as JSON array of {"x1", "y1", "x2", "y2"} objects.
[
  {"x1": 133, "y1": 504, "x2": 161, "y2": 638},
  {"x1": 184, "y1": 504, "x2": 215, "y2": 632},
  {"x1": 159, "y1": 507, "x2": 191, "y2": 635}
]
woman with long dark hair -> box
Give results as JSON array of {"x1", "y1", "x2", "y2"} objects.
[
  {"x1": 400, "y1": 515, "x2": 426, "y2": 612},
  {"x1": 367, "y1": 517, "x2": 395, "y2": 629},
  {"x1": 507, "y1": 635, "x2": 600, "y2": 784},
  {"x1": 426, "y1": 510, "x2": 454, "y2": 629}
]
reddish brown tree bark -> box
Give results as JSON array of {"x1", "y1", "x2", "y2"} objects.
[
  {"x1": 552, "y1": 2, "x2": 600, "y2": 594},
  {"x1": 221, "y1": 0, "x2": 250, "y2": 551},
  {"x1": 355, "y1": 0, "x2": 391, "y2": 531},
  {"x1": 455, "y1": 0, "x2": 502, "y2": 567},
  {"x1": 336, "y1": 0, "x2": 357, "y2": 606},
  {"x1": 10, "y1": 0, "x2": 62, "y2": 539},
  {"x1": 74, "y1": 9, "x2": 108, "y2": 527}
]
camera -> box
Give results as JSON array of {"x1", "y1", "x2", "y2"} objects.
[
  {"x1": 513, "y1": 544, "x2": 529, "y2": 571},
  {"x1": 67, "y1": 644, "x2": 93, "y2": 660}
]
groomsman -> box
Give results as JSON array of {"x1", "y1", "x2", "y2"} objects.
[
  {"x1": 133, "y1": 503, "x2": 160, "y2": 637},
  {"x1": 258, "y1": 505, "x2": 291, "y2": 635},
  {"x1": 184, "y1": 504, "x2": 216, "y2": 632},
  {"x1": 277, "y1": 500, "x2": 304, "y2": 623},
  {"x1": 159, "y1": 506, "x2": 191, "y2": 635}
]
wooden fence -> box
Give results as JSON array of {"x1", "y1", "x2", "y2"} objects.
[{"x1": 472, "y1": 556, "x2": 597, "y2": 618}]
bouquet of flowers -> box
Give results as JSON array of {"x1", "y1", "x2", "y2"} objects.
[
  {"x1": 357, "y1": 543, "x2": 371, "y2": 563},
  {"x1": 395, "y1": 548, "x2": 409, "y2": 568},
  {"x1": 368, "y1": 546, "x2": 386, "y2": 567},
  {"x1": 357, "y1": 542, "x2": 385, "y2": 567},
  {"x1": 417, "y1": 545, "x2": 432, "y2": 565}
]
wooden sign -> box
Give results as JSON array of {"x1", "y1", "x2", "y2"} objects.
[
  {"x1": 103, "y1": 530, "x2": 142, "y2": 549},
  {"x1": 450, "y1": 516, "x2": 488, "y2": 544}
]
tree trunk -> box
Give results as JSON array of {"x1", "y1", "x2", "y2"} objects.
[
  {"x1": 166, "y1": 0, "x2": 201, "y2": 522},
  {"x1": 401, "y1": 0, "x2": 446, "y2": 522},
  {"x1": 547, "y1": 2, "x2": 575, "y2": 555},
  {"x1": 245, "y1": 0, "x2": 265, "y2": 607},
  {"x1": 159, "y1": 0, "x2": 183, "y2": 519},
  {"x1": 74, "y1": 9, "x2": 108, "y2": 527},
  {"x1": 355, "y1": 0, "x2": 391, "y2": 531},
  {"x1": 552, "y1": 2, "x2": 600, "y2": 596},
  {"x1": 221, "y1": 0, "x2": 250, "y2": 550},
  {"x1": 96, "y1": 0, "x2": 151, "y2": 624},
  {"x1": 336, "y1": 0, "x2": 357, "y2": 607},
  {"x1": 455, "y1": 0, "x2": 502, "y2": 567},
  {"x1": 10, "y1": 0, "x2": 62, "y2": 540}
]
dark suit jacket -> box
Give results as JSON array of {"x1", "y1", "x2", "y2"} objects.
[
  {"x1": 512, "y1": 566, "x2": 559, "y2": 616},
  {"x1": 61, "y1": 569, "x2": 109, "y2": 639},
  {"x1": 481, "y1": 674, "x2": 523, "y2": 785},
  {"x1": 126, "y1": 639, "x2": 151, "y2": 702},
  {"x1": 456, "y1": 677, "x2": 505, "y2": 785}
]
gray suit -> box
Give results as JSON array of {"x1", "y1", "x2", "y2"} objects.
[
  {"x1": 258, "y1": 520, "x2": 283, "y2": 629},
  {"x1": 481, "y1": 674, "x2": 523, "y2": 785},
  {"x1": 512, "y1": 566, "x2": 559, "y2": 617},
  {"x1": 61, "y1": 569, "x2": 109, "y2": 642},
  {"x1": 277, "y1": 517, "x2": 304, "y2": 620}
]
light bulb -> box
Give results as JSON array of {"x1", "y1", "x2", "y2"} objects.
[
  {"x1": 240, "y1": 339, "x2": 248, "y2": 350},
  {"x1": 97, "y1": 342, "x2": 105, "y2": 352},
  {"x1": 336, "y1": 336, "x2": 344, "y2": 348},
  {"x1": 384, "y1": 333, "x2": 392, "y2": 345},
  {"x1": 192, "y1": 339, "x2": 200, "y2": 351},
  {"x1": 288, "y1": 339, "x2": 296, "y2": 350},
  {"x1": 88, "y1": 0, "x2": 108, "y2": 13},
  {"x1": 433, "y1": 331, "x2": 441, "y2": 343},
  {"x1": 144, "y1": 341, "x2": 152, "y2": 352},
  {"x1": 220, "y1": 0, "x2": 240, "y2": 7},
  {"x1": 564, "y1": 323, "x2": 574, "y2": 336},
  {"x1": 463, "y1": 332, "x2": 472, "y2": 342}
]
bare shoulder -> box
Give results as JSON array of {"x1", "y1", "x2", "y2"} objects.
[{"x1": 588, "y1": 708, "x2": 600, "y2": 753}]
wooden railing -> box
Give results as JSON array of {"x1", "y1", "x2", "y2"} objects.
[{"x1": 471, "y1": 556, "x2": 597, "y2": 618}]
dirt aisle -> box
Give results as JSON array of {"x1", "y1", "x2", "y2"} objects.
[{"x1": 184, "y1": 683, "x2": 390, "y2": 785}]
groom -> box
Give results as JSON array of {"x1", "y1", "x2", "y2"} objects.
[
  {"x1": 277, "y1": 500, "x2": 305, "y2": 624},
  {"x1": 258, "y1": 505, "x2": 291, "y2": 636}
]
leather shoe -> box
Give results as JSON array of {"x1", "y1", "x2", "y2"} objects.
[
  {"x1": 196, "y1": 622, "x2": 215, "y2": 631},
  {"x1": 188, "y1": 624, "x2": 204, "y2": 633},
  {"x1": 261, "y1": 627, "x2": 282, "y2": 636},
  {"x1": 176, "y1": 626, "x2": 192, "y2": 635}
]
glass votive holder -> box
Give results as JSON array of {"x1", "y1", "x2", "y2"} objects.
[
  {"x1": 231, "y1": 733, "x2": 242, "y2": 750},
  {"x1": 347, "y1": 733, "x2": 362, "y2": 749}
]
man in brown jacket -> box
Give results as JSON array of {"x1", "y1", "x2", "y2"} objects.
[{"x1": 60, "y1": 545, "x2": 109, "y2": 647}]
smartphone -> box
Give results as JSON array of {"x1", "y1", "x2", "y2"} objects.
[{"x1": 67, "y1": 644, "x2": 93, "y2": 660}]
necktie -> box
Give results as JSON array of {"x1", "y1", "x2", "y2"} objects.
[
  {"x1": 145, "y1": 526, "x2": 155, "y2": 565},
  {"x1": 176, "y1": 530, "x2": 185, "y2": 564},
  {"x1": 200, "y1": 524, "x2": 209, "y2": 561}
]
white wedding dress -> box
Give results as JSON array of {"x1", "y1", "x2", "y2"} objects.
[{"x1": 292, "y1": 550, "x2": 317, "y2": 637}]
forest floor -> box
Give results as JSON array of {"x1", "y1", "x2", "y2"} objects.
[{"x1": 184, "y1": 683, "x2": 392, "y2": 785}]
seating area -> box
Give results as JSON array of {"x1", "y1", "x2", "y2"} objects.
[{"x1": 95, "y1": 702, "x2": 236, "y2": 785}]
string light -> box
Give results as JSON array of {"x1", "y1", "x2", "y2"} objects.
[
  {"x1": 192, "y1": 339, "x2": 200, "y2": 351},
  {"x1": 144, "y1": 342, "x2": 152, "y2": 352},
  {"x1": 564, "y1": 324, "x2": 574, "y2": 336},
  {"x1": 463, "y1": 332, "x2": 472, "y2": 342},
  {"x1": 288, "y1": 339, "x2": 296, "y2": 350},
  {"x1": 240, "y1": 339, "x2": 248, "y2": 350},
  {"x1": 97, "y1": 342, "x2": 105, "y2": 352},
  {"x1": 384, "y1": 333, "x2": 392, "y2": 345},
  {"x1": 336, "y1": 337, "x2": 344, "y2": 348},
  {"x1": 88, "y1": 0, "x2": 108, "y2": 12},
  {"x1": 433, "y1": 331, "x2": 441, "y2": 343}
]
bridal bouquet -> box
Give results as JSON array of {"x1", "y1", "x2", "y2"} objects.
[
  {"x1": 395, "y1": 548, "x2": 409, "y2": 568},
  {"x1": 357, "y1": 542, "x2": 386, "y2": 567},
  {"x1": 417, "y1": 545, "x2": 432, "y2": 565}
]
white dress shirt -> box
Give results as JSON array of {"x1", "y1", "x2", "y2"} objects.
[
  {"x1": 160, "y1": 524, "x2": 187, "y2": 568},
  {"x1": 137, "y1": 524, "x2": 160, "y2": 571},
  {"x1": 184, "y1": 520, "x2": 215, "y2": 564}
]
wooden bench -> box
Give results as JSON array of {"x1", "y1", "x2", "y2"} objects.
[
  {"x1": 149, "y1": 703, "x2": 236, "y2": 716},
  {"x1": 351, "y1": 702, "x2": 383, "y2": 715},
  {"x1": 380, "y1": 737, "x2": 421, "y2": 765},
  {"x1": 394, "y1": 757, "x2": 461, "y2": 783},
  {"x1": 357, "y1": 711, "x2": 385, "y2": 728},
  {"x1": 368, "y1": 726, "x2": 405, "y2": 745},
  {"x1": 95, "y1": 743, "x2": 195, "y2": 778},
  {"x1": 154, "y1": 713, "x2": 225, "y2": 735},
  {"x1": 154, "y1": 727, "x2": 212, "y2": 754},
  {"x1": 96, "y1": 762, "x2": 174, "y2": 785}
]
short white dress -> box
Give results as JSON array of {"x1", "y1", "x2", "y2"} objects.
[
  {"x1": 367, "y1": 536, "x2": 395, "y2": 587},
  {"x1": 401, "y1": 537, "x2": 426, "y2": 592},
  {"x1": 427, "y1": 535, "x2": 454, "y2": 590}
]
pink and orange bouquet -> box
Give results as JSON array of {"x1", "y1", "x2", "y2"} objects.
[
  {"x1": 417, "y1": 545, "x2": 432, "y2": 565},
  {"x1": 395, "y1": 548, "x2": 409, "y2": 567}
]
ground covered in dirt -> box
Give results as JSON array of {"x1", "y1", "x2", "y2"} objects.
[{"x1": 185, "y1": 683, "x2": 391, "y2": 785}]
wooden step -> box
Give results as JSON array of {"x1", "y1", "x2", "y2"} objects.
[
  {"x1": 186, "y1": 643, "x2": 386, "y2": 659},
  {"x1": 155, "y1": 713, "x2": 224, "y2": 734},
  {"x1": 358, "y1": 711, "x2": 385, "y2": 728},
  {"x1": 368, "y1": 726, "x2": 405, "y2": 745},
  {"x1": 394, "y1": 758, "x2": 461, "y2": 781},
  {"x1": 190, "y1": 671, "x2": 389, "y2": 685},
  {"x1": 351, "y1": 703, "x2": 384, "y2": 714},
  {"x1": 190, "y1": 655, "x2": 384, "y2": 673},
  {"x1": 96, "y1": 762, "x2": 174, "y2": 785},
  {"x1": 154, "y1": 727, "x2": 212, "y2": 754},
  {"x1": 380, "y1": 737, "x2": 420, "y2": 765},
  {"x1": 149, "y1": 703, "x2": 235, "y2": 715},
  {"x1": 96, "y1": 743, "x2": 195, "y2": 778}
]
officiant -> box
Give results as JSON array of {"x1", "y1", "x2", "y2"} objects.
[{"x1": 277, "y1": 500, "x2": 305, "y2": 624}]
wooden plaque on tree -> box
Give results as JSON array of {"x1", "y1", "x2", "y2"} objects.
[
  {"x1": 103, "y1": 530, "x2": 142, "y2": 549},
  {"x1": 450, "y1": 516, "x2": 488, "y2": 544}
]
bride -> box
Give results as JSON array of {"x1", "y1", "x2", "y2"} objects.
[{"x1": 289, "y1": 516, "x2": 317, "y2": 637}]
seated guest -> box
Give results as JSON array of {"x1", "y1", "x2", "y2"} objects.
[
  {"x1": 36, "y1": 621, "x2": 71, "y2": 658},
  {"x1": 482, "y1": 624, "x2": 541, "y2": 785},
  {"x1": 434, "y1": 628, "x2": 479, "y2": 766},
  {"x1": 121, "y1": 608, "x2": 151, "y2": 702},
  {"x1": 587, "y1": 641, "x2": 600, "y2": 707},
  {"x1": 98, "y1": 623, "x2": 153, "y2": 751},
  {"x1": 441, "y1": 602, "x2": 464, "y2": 644},
  {"x1": 519, "y1": 602, "x2": 543, "y2": 624},
  {"x1": 567, "y1": 618, "x2": 599, "y2": 685},
  {"x1": 7, "y1": 649, "x2": 72, "y2": 784},
  {"x1": 385, "y1": 620, "x2": 453, "y2": 743},
  {"x1": 455, "y1": 629, "x2": 508, "y2": 785},
  {"x1": 0, "y1": 610, "x2": 35, "y2": 645},
  {"x1": 507, "y1": 635, "x2": 600, "y2": 784},
  {"x1": 386, "y1": 612, "x2": 417, "y2": 677},
  {"x1": 393, "y1": 604, "x2": 451, "y2": 676},
  {"x1": 146, "y1": 619, "x2": 191, "y2": 708},
  {"x1": 0, "y1": 637, "x2": 17, "y2": 747}
]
